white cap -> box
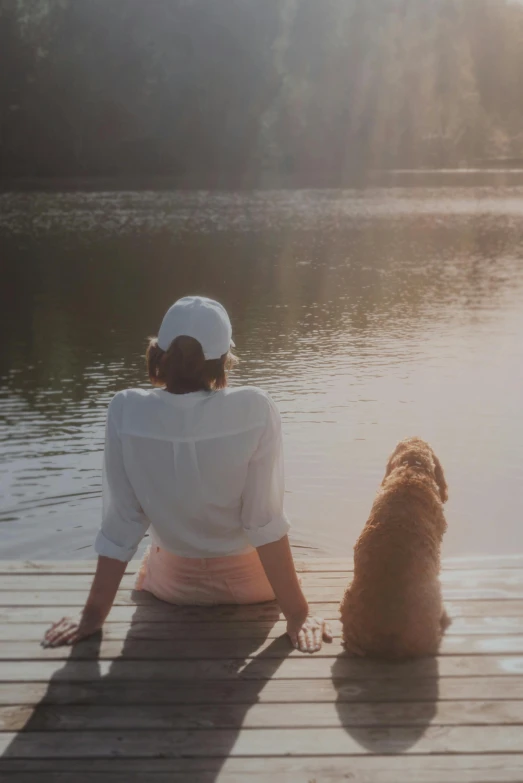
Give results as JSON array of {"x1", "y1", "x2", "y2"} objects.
[{"x1": 157, "y1": 296, "x2": 235, "y2": 360}]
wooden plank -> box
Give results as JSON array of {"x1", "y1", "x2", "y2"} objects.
[
  {"x1": 0, "y1": 560, "x2": 353, "y2": 576},
  {"x1": 5, "y1": 637, "x2": 302, "y2": 661},
  {"x1": 5, "y1": 569, "x2": 523, "y2": 591},
  {"x1": 0, "y1": 621, "x2": 288, "y2": 642},
  {"x1": 2, "y1": 756, "x2": 523, "y2": 783},
  {"x1": 1, "y1": 654, "x2": 523, "y2": 682},
  {"x1": 3, "y1": 676, "x2": 523, "y2": 707},
  {"x1": 0, "y1": 603, "x2": 287, "y2": 623},
  {"x1": 0, "y1": 560, "x2": 355, "y2": 576},
  {"x1": 5, "y1": 614, "x2": 523, "y2": 641},
  {"x1": 1, "y1": 553, "x2": 523, "y2": 573},
  {"x1": 0, "y1": 591, "x2": 155, "y2": 607},
  {"x1": 5, "y1": 633, "x2": 523, "y2": 660},
  {"x1": 3, "y1": 598, "x2": 523, "y2": 625},
  {"x1": 3, "y1": 699, "x2": 523, "y2": 732},
  {"x1": 5, "y1": 580, "x2": 523, "y2": 605},
  {"x1": 0, "y1": 561, "x2": 139, "y2": 575},
  {"x1": 440, "y1": 634, "x2": 523, "y2": 654},
  {"x1": 443, "y1": 554, "x2": 523, "y2": 570},
  {"x1": 3, "y1": 725, "x2": 523, "y2": 757}
]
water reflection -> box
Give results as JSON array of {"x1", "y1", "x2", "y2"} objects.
[{"x1": 1, "y1": 188, "x2": 522, "y2": 557}]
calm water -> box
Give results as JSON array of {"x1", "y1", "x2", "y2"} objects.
[{"x1": 1, "y1": 187, "x2": 522, "y2": 559}]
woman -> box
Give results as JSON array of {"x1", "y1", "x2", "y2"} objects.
[{"x1": 44, "y1": 296, "x2": 331, "y2": 652}]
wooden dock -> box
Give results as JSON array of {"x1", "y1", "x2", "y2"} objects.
[{"x1": 2, "y1": 557, "x2": 523, "y2": 782}]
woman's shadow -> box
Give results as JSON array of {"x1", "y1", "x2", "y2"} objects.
[
  {"x1": 332, "y1": 651, "x2": 439, "y2": 754},
  {"x1": 1, "y1": 596, "x2": 292, "y2": 779}
]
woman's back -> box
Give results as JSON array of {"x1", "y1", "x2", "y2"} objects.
[{"x1": 97, "y1": 385, "x2": 289, "y2": 560}]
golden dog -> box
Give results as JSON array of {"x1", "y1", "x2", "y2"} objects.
[{"x1": 340, "y1": 437, "x2": 449, "y2": 659}]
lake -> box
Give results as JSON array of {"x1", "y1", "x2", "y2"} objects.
[{"x1": 1, "y1": 186, "x2": 522, "y2": 559}]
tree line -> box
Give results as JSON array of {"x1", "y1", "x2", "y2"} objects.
[{"x1": 2, "y1": 0, "x2": 523, "y2": 185}]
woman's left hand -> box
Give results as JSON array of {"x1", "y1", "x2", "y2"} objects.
[
  {"x1": 287, "y1": 615, "x2": 332, "y2": 653},
  {"x1": 42, "y1": 611, "x2": 104, "y2": 648}
]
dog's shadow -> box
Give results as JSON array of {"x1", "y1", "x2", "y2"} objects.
[{"x1": 331, "y1": 651, "x2": 439, "y2": 754}]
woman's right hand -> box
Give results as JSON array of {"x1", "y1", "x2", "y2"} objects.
[
  {"x1": 41, "y1": 555, "x2": 126, "y2": 648},
  {"x1": 287, "y1": 615, "x2": 332, "y2": 653},
  {"x1": 42, "y1": 611, "x2": 104, "y2": 648}
]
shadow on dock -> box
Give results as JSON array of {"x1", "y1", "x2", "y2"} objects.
[
  {"x1": 0, "y1": 600, "x2": 290, "y2": 780},
  {"x1": 332, "y1": 652, "x2": 439, "y2": 753}
]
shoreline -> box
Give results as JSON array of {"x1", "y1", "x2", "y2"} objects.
[{"x1": 3, "y1": 167, "x2": 523, "y2": 193}]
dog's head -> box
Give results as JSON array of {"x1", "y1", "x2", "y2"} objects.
[{"x1": 382, "y1": 437, "x2": 448, "y2": 503}]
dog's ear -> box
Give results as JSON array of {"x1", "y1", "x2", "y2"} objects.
[{"x1": 433, "y1": 453, "x2": 448, "y2": 503}]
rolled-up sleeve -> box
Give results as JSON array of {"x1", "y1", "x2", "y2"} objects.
[
  {"x1": 94, "y1": 392, "x2": 150, "y2": 562},
  {"x1": 241, "y1": 394, "x2": 291, "y2": 548}
]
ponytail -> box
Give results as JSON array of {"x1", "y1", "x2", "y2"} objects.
[{"x1": 145, "y1": 335, "x2": 237, "y2": 393}]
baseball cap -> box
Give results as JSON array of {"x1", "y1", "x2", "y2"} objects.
[{"x1": 157, "y1": 296, "x2": 235, "y2": 360}]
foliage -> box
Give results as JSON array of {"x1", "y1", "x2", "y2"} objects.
[{"x1": 2, "y1": 0, "x2": 523, "y2": 183}]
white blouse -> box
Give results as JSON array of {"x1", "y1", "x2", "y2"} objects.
[{"x1": 95, "y1": 386, "x2": 290, "y2": 561}]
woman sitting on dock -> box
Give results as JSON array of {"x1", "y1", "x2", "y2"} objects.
[{"x1": 44, "y1": 296, "x2": 331, "y2": 653}]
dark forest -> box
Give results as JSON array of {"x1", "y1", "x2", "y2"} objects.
[{"x1": 2, "y1": 0, "x2": 523, "y2": 186}]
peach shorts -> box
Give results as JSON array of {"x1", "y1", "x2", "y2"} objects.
[{"x1": 135, "y1": 545, "x2": 276, "y2": 606}]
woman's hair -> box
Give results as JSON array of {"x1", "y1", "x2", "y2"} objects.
[{"x1": 146, "y1": 335, "x2": 237, "y2": 394}]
